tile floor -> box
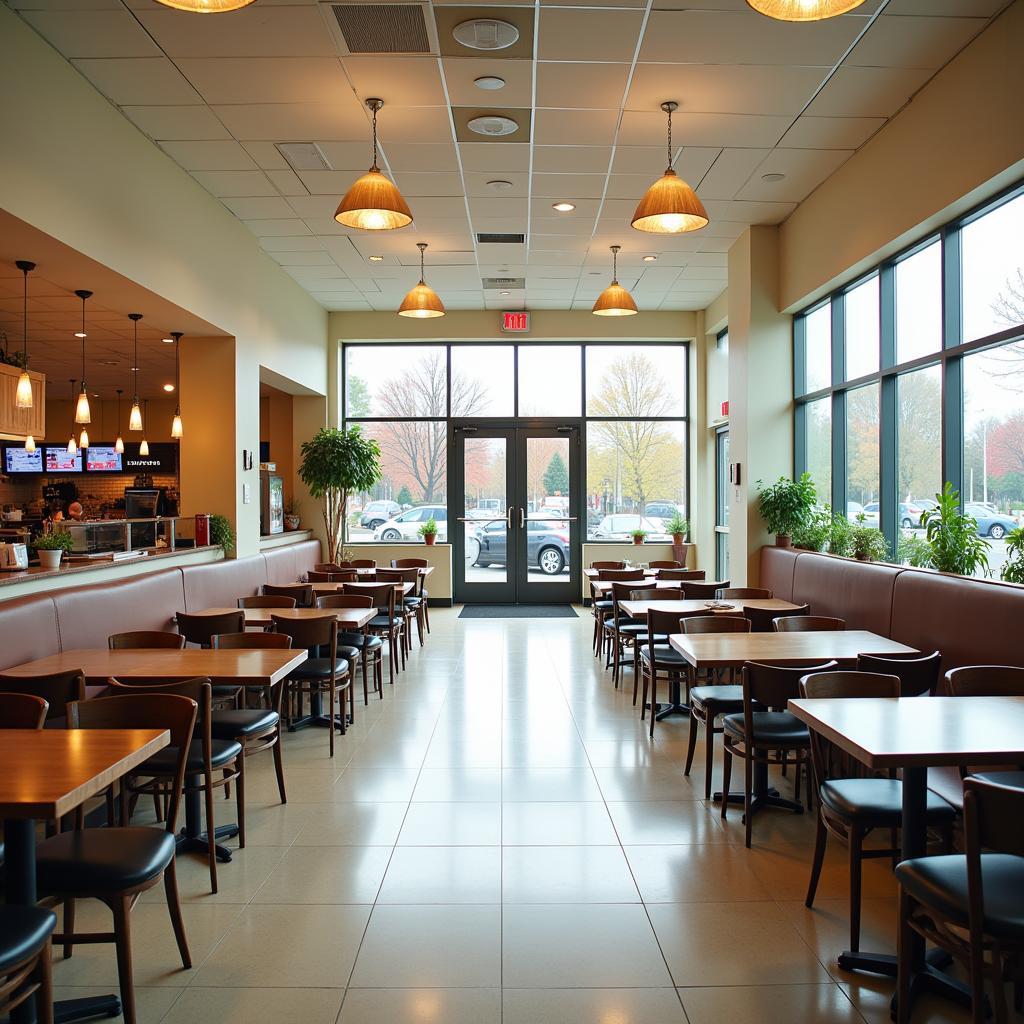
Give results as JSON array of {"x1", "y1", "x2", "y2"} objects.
[{"x1": 52, "y1": 608, "x2": 1019, "y2": 1023}]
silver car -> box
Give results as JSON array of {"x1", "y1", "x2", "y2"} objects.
[{"x1": 592, "y1": 514, "x2": 670, "y2": 542}]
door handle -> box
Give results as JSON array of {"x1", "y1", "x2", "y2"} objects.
[
  {"x1": 519, "y1": 507, "x2": 525, "y2": 528},
  {"x1": 507, "y1": 506, "x2": 513, "y2": 530}
]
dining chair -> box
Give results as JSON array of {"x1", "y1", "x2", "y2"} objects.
[
  {"x1": 271, "y1": 614, "x2": 351, "y2": 757},
  {"x1": 604, "y1": 583, "x2": 661, "y2": 688},
  {"x1": 590, "y1": 577, "x2": 615, "y2": 658},
  {"x1": 774, "y1": 615, "x2": 846, "y2": 632},
  {"x1": 263, "y1": 583, "x2": 314, "y2": 608},
  {"x1": 392, "y1": 558, "x2": 431, "y2": 633},
  {"x1": 857, "y1": 651, "x2": 942, "y2": 696},
  {"x1": 681, "y1": 580, "x2": 729, "y2": 600},
  {"x1": 944, "y1": 665, "x2": 1024, "y2": 697},
  {"x1": 657, "y1": 569, "x2": 706, "y2": 582},
  {"x1": 350, "y1": 559, "x2": 377, "y2": 569},
  {"x1": 40, "y1": 693, "x2": 197, "y2": 1024},
  {"x1": 377, "y1": 567, "x2": 424, "y2": 649},
  {"x1": 744, "y1": 603, "x2": 809, "y2": 633},
  {"x1": 596, "y1": 569, "x2": 647, "y2": 581},
  {"x1": 721, "y1": 659, "x2": 838, "y2": 847},
  {"x1": 316, "y1": 594, "x2": 383, "y2": 705},
  {"x1": 176, "y1": 611, "x2": 248, "y2": 707},
  {"x1": 0, "y1": 670, "x2": 85, "y2": 725},
  {"x1": 800, "y1": 671, "x2": 956, "y2": 954},
  {"x1": 717, "y1": 587, "x2": 773, "y2": 600},
  {"x1": 638, "y1": 607, "x2": 699, "y2": 736},
  {"x1": 344, "y1": 583, "x2": 402, "y2": 686},
  {"x1": 649, "y1": 560, "x2": 683, "y2": 569},
  {"x1": 305, "y1": 570, "x2": 333, "y2": 582},
  {"x1": 314, "y1": 562, "x2": 349, "y2": 573},
  {"x1": 108, "y1": 631, "x2": 185, "y2": 650},
  {"x1": 0, "y1": 905, "x2": 57, "y2": 1024},
  {"x1": 106, "y1": 677, "x2": 243, "y2": 894},
  {"x1": 0, "y1": 692, "x2": 49, "y2": 729},
  {"x1": 896, "y1": 776, "x2": 1024, "y2": 1024},
  {"x1": 589, "y1": 560, "x2": 624, "y2": 570},
  {"x1": 238, "y1": 595, "x2": 297, "y2": 609}
]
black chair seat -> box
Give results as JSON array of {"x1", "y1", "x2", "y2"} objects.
[
  {"x1": 0, "y1": 905, "x2": 57, "y2": 973},
  {"x1": 36, "y1": 828, "x2": 175, "y2": 894},
  {"x1": 723, "y1": 710, "x2": 809, "y2": 745},
  {"x1": 338, "y1": 632, "x2": 383, "y2": 650},
  {"x1": 690, "y1": 684, "x2": 745, "y2": 709},
  {"x1": 821, "y1": 778, "x2": 957, "y2": 823},
  {"x1": 141, "y1": 738, "x2": 242, "y2": 775},
  {"x1": 402, "y1": 597, "x2": 422, "y2": 607},
  {"x1": 367, "y1": 615, "x2": 398, "y2": 630},
  {"x1": 292, "y1": 658, "x2": 350, "y2": 681},
  {"x1": 973, "y1": 770, "x2": 1024, "y2": 789},
  {"x1": 616, "y1": 622, "x2": 650, "y2": 635},
  {"x1": 639, "y1": 643, "x2": 685, "y2": 665},
  {"x1": 211, "y1": 708, "x2": 278, "y2": 740},
  {"x1": 593, "y1": 599, "x2": 613, "y2": 610},
  {"x1": 315, "y1": 644, "x2": 361, "y2": 660},
  {"x1": 212, "y1": 684, "x2": 241, "y2": 698},
  {"x1": 896, "y1": 853, "x2": 1024, "y2": 943}
]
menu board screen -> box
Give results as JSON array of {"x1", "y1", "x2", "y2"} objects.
[
  {"x1": 3, "y1": 446, "x2": 43, "y2": 473},
  {"x1": 85, "y1": 446, "x2": 122, "y2": 472},
  {"x1": 44, "y1": 448, "x2": 83, "y2": 473}
]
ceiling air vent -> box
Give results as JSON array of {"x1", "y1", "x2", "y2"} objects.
[
  {"x1": 477, "y1": 233, "x2": 525, "y2": 244},
  {"x1": 482, "y1": 277, "x2": 525, "y2": 290},
  {"x1": 331, "y1": 3, "x2": 430, "y2": 54}
]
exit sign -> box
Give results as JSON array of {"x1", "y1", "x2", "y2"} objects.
[{"x1": 501, "y1": 311, "x2": 530, "y2": 333}]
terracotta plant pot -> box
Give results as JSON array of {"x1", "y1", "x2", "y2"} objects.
[
  {"x1": 284, "y1": 515, "x2": 300, "y2": 531},
  {"x1": 632, "y1": 537, "x2": 644, "y2": 546},
  {"x1": 38, "y1": 549, "x2": 63, "y2": 569},
  {"x1": 423, "y1": 533, "x2": 436, "y2": 545},
  {"x1": 776, "y1": 534, "x2": 793, "y2": 548},
  {"x1": 671, "y1": 532, "x2": 685, "y2": 546}
]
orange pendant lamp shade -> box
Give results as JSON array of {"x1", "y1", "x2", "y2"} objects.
[
  {"x1": 632, "y1": 102, "x2": 708, "y2": 235},
  {"x1": 398, "y1": 243, "x2": 445, "y2": 318},
  {"x1": 153, "y1": 0, "x2": 256, "y2": 12},
  {"x1": 335, "y1": 99, "x2": 412, "y2": 231},
  {"x1": 593, "y1": 246, "x2": 638, "y2": 317},
  {"x1": 746, "y1": 0, "x2": 866, "y2": 20}
]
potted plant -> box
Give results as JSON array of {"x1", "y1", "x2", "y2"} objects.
[
  {"x1": 920, "y1": 483, "x2": 990, "y2": 577},
  {"x1": 792, "y1": 504, "x2": 831, "y2": 552},
  {"x1": 849, "y1": 515, "x2": 889, "y2": 562},
  {"x1": 1001, "y1": 526, "x2": 1024, "y2": 584},
  {"x1": 757, "y1": 473, "x2": 816, "y2": 547},
  {"x1": 33, "y1": 529, "x2": 73, "y2": 569},
  {"x1": 299, "y1": 426, "x2": 382, "y2": 565},
  {"x1": 828, "y1": 511, "x2": 854, "y2": 558},
  {"x1": 283, "y1": 498, "x2": 301, "y2": 532},
  {"x1": 631, "y1": 528, "x2": 647, "y2": 546},
  {"x1": 665, "y1": 511, "x2": 689, "y2": 546},
  {"x1": 209, "y1": 513, "x2": 235, "y2": 556},
  {"x1": 418, "y1": 517, "x2": 438, "y2": 546},
  {"x1": 897, "y1": 531, "x2": 933, "y2": 568}
]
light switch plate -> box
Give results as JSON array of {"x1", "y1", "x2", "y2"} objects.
[{"x1": 242, "y1": 482, "x2": 251, "y2": 505}]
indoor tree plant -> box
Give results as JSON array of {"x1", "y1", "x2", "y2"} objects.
[
  {"x1": 33, "y1": 528, "x2": 73, "y2": 569},
  {"x1": 849, "y1": 515, "x2": 889, "y2": 562},
  {"x1": 631, "y1": 528, "x2": 647, "y2": 546},
  {"x1": 757, "y1": 473, "x2": 816, "y2": 547},
  {"x1": 920, "y1": 483, "x2": 990, "y2": 577},
  {"x1": 665, "y1": 511, "x2": 689, "y2": 546},
  {"x1": 418, "y1": 517, "x2": 438, "y2": 546},
  {"x1": 299, "y1": 426, "x2": 382, "y2": 565}
]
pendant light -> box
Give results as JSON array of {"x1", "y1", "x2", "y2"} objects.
[
  {"x1": 745, "y1": 0, "x2": 866, "y2": 20},
  {"x1": 170, "y1": 332, "x2": 183, "y2": 439},
  {"x1": 631, "y1": 102, "x2": 709, "y2": 235},
  {"x1": 139, "y1": 400, "x2": 150, "y2": 457},
  {"x1": 128, "y1": 313, "x2": 143, "y2": 432},
  {"x1": 152, "y1": 0, "x2": 256, "y2": 12},
  {"x1": 74, "y1": 290, "x2": 93, "y2": 425},
  {"x1": 335, "y1": 99, "x2": 413, "y2": 231},
  {"x1": 114, "y1": 389, "x2": 125, "y2": 454},
  {"x1": 24, "y1": 434, "x2": 36, "y2": 452},
  {"x1": 14, "y1": 261, "x2": 35, "y2": 409},
  {"x1": 592, "y1": 246, "x2": 638, "y2": 317},
  {"x1": 67, "y1": 380, "x2": 78, "y2": 456},
  {"x1": 398, "y1": 243, "x2": 445, "y2": 318}
]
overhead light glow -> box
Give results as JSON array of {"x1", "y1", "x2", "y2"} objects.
[
  {"x1": 746, "y1": 0, "x2": 866, "y2": 21},
  {"x1": 163, "y1": 384, "x2": 175, "y2": 392},
  {"x1": 552, "y1": 202, "x2": 576, "y2": 213}
]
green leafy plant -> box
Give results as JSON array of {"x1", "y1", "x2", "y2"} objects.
[
  {"x1": 849, "y1": 515, "x2": 889, "y2": 562},
  {"x1": 631, "y1": 529, "x2": 648, "y2": 542},
  {"x1": 756, "y1": 473, "x2": 817, "y2": 542},
  {"x1": 33, "y1": 529, "x2": 74, "y2": 552},
  {"x1": 792, "y1": 505, "x2": 831, "y2": 552},
  {"x1": 897, "y1": 531, "x2": 933, "y2": 568},
  {"x1": 920, "y1": 482, "x2": 989, "y2": 577},
  {"x1": 665, "y1": 512, "x2": 689, "y2": 539},
  {"x1": 829, "y1": 513, "x2": 854, "y2": 558},
  {"x1": 418, "y1": 517, "x2": 438, "y2": 539},
  {"x1": 209, "y1": 513, "x2": 234, "y2": 555},
  {"x1": 299, "y1": 426, "x2": 382, "y2": 564},
  {"x1": 1000, "y1": 526, "x2": 1024, "y2": 584}
]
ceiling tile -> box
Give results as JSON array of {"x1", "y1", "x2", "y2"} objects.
[
  {"x1": 72, "y1": 57, "x2": 201, "y2": 105},
  {"x1": 287, "y1": 195, "x2": 343, "y2": 219},
  {"x1": 191, "y1": 170, "x2": 279, "y2": 197},
  {"x1": 383, "y1": 143, "x2": 462, "y2": 172},
  {"x1": 121, "y1": 105, "x2": 231, "y2": 141},
  {"x1": 314, "y1": 141, "x2": 375, "y2": 170},
  {"x1": 441, "y1": 57, "x2": 534, "y2": 108},
  {"x1": 242, "y1": 218, "x2": 312, "y2": 237},
  {"x1": 619, "y1": 110, "x2": 790, "y2": 148},
  {"x1": 265, "y1": 167, "x2": 307, "y2": 195},
  {"x1": 538, "y1": 8, "x2": 644, "y2": 62},
  {"x1": 222, "y1": 196, "x2": 301, "y2": 219},
  {"x1": 848, "y1": 14, "x2": 988, "y2": 69},
  {"x1": 696, "y1": 148, "x2": 772, "y2": 201},
  {"x1": 240, "y1": 141, "x2": 291, "y2": 169},
  {"x1": 459, "y1": 143, "x2": 531, "y2": 172},
  {"x1": 531, "y1": 173, "x2": 607, "y2": 200},
  {"x1": 176, "y1": 57, "x2": 353, "y2": 105},
  {"x1": 21, "y1": 10, "x2": 161, "y2": 57},
  {"x1": 534, "y1": 109, "x2": 620, "y2": 147},
  {"x1": 392, "y1": 171, "x2": 467, "y2": 197},
  {"x1": 259, "y1": 236, "x2": 327, "y2": 252},
  {"x1": 737, "y1": 147, "x2": 854, "y2": 203},
  {"x1": 211, "y1": 103, "x2": 366, "y2": 141},
  {"x1": 468, "y1": 197, "x2": 529, "y2": 219},
  {"x1": 465, "y1": 171, "x2": 530, "y2": 198},
  {"x1": 376, "y1": 106, "x2": 455, "y2": 145},
  {"x1": 536, "y1": 62, "x2": 631, "y2": 110},
  {"x1": 158, "y1": 140, "x2": 258, "y2": 171},
  {"x1": 343, "y1": 57, "x2": 447, "y2": 107},
  {"x1": 804, "y1": 65, "x2": 934, "y2": 118},
  {"x1": 884, "y1": 0, "x2": 1003, "y2": 12},
  {"x1": 777, "y1": 115, "x2": 885, "y2": 149}
]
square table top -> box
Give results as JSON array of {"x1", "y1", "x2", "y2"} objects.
[
  {"x1": 0, "y1": 728, "x2": 169, "y2": 819},
  {"x1": 347, "y1": 566, "x2": 433, "y2": 577},
  {"x1": 668, "y1": 630, "x2": 918, "y2": 670},
  {"x1": 619, "y1": 598, "x2": 802, "y2": 618},
  {"x1": 788, "y1": 696, "x2": 1024, "y2": 769},
  {"x1": 2, "y1": 648, "x2": 307, "y2": 686},
  {"x1": 189, "y1": 607, "x2": 375, "y2": 629},
  {"x1": 311, "y1": 581, "x2": 414, "y2": 596},
  {"x1": 584, "y1": 568, "x2": 658, "y2": 579}
]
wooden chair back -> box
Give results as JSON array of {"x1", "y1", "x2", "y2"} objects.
[
  {"x1": 964, "y1": 777, "x2": 1024, "y2": 861},
  {"x1": 774, "y1": 615, "x2": 846, "y2": 633},
  {"x1": 648, "y1": 560, "x2": 682, "y2": 569},
  {"x1": 212, "y1": 632, "x2": 293, "y2": 650},
  {"x1": 343, "y1": 583, "x2": 396, "y2": 623},
  {"x1": 657, "y1": 569, "x2": 705, "y2": 581},
  {"x1": 350, "y1": 559, "x2": 377, "y2": 569},
  {"x1": 717, "y1": 587, "x2": 773, "y2": 600},
  {"x1": 741, "y1": 660, "x2": 839, "y2": 724},
  {"x1": 392, "y1": 558, "x2": 427, "y2": 568},
  {"x1": 596, "y1": 569, "x2": 645, "y2": 581},
  {"x1": 0, "y1": 693, "x2": 48, "y2": 729},
  {"x1": 263, "y1": 583, "x2": 313, "y2": 608},
  {"x1": 109, "y1": 631, "x2": 185, "y2": 650},
  {"x1": 589, "y1": 560, "x2": 624, "y2": 570},
  {"x1": 377, "y1": 567, "x2": 419, "y2": 585},
  {"x1": 0, "y1": 670, "x2": 86, "y2": 723},
  {"x1": 857, "y1": 651, "x2": 941, "y2": 696},
  {"x1": 271, "y1": 613, "x2": 339, "y2": 658},
  {"x1": 316, "y1": 593, "x2": 374, "y2": 610},
  {"x1": 306, "y1": 570, "x2": 334, "y2": 582},
  {"x1": 238, "y1": 595, "x2": 297, "y2": 609},
  {"x1": 176, "y1": 610, "x2": 245, "y2": 647},
  {"x1": 681, "y1": 580, "x2": 727, "y2": 600},
  {"x1": 683, "y1": 615, "x2": 750, "y2": 635},
  {"x1": 944, "y1": 665, "x2": 1024, "y2": 697},
  {"x1": 645, "y1": 607, "x2": 700, "y2": 639},
  {"x1": 744, "y1": 603, "x2": 808, "y2": 633}
]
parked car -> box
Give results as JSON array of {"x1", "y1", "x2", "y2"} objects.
[
  {"x1": 359, "y1": 500, "x2": 400, "y2": 530},
  {"x1": 861, "y1": 502, "x2": 924, "y2": 529},
  {"x1": 469, "y1": 519, "x2": 570, "y2": 575},
  {"x1": 846, "y1": 501, "x2": 864, "y2": 521},
  {"x1": 644, "y1": 501, "x2": 684, "y2": 521},
  {"x1": 592, "y1": 515, "x2": 670, "y2": 542},
  {"x1": 965, "y1": 503, "x2": 1017, "y2": 539},
  {"x1": 374, "y1": 505, "x2": 448, "y2": 541}
]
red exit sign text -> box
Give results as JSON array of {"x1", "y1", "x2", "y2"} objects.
[{"x1": 501, "y1": 311, "x2": 530, "y2": 333}]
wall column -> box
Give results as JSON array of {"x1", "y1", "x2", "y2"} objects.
[{"x1": 727, "y1": 226, "x2": 793, "y2": 585}]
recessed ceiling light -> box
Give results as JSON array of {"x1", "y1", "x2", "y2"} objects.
[
  {"x1": 163, "y1": 384, "x2": 175, "y2": 392},
  {"x1": 642, "y1": 255, "x2": 658, "y2": 262},
  {"x1": 368, "y1": 255, "x2": 384, "y2": 262},
  {"x1": 761, "y1": 172, "x2": 786, "y2": 182},
  {"x1": 487, "y1": 180, "x2": 513, "y2": 191},
  {"x1": 552, "y1": 202, "x2": 575, "y2": 213},
  {"x1": 474, "y1": 76, "x2": 506, "y2": 91},
  {"x1": 468, "y1": 115, "x2": 519, "y2": 137},
  {"x1": 130, "y1": 366, "x2": 139, "y2": 372},
  {"x1": 162, "y1": 336, "x2": 174, "y2": 343},
  {"x1": 74, "y1": 330, "x2": 87, "y2": 339},
  {"x1": 500, "y1": 291, "x2": 510, "y2": 296},
  {"x1": 453, "y1": 18, "x2": 519, "y2": 50}
]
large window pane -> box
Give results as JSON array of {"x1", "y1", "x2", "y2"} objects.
[
  {"x1": 962, "y1": 192, "x2": 1024, "y2": 343},
  {"x1": 345, "y1": 346, "x2": 447, "y2": 418},
  {"x1": 844, "y1": 276, "x2": 880, "y2": 380},
  {"x1": 517, "y1": 346, "x2": 582, "y2": 416},
  {"x1": 586, "y1": 345, "x2": 686, "y2": 417},
  {"x1": 804, "y1": 397, "x2": 831, "y2": 503},
  {"x1": 803, "y1": 303, "x2": 831, "y2": 394},
  {"x1": 451, "y1": 345, "x2": 514, "y2": 417},
  {"x1": 896, "y1": 241, "x2": 942, "y2": 363},
  {"x1": 846, "y1": 383, "x2": 879, "y2": 519},
  {"x1": 897, "y1": 365, "x2": 942, "y2": 511}
]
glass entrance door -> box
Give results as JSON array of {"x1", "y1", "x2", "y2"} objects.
[{"x1": 452, "y1": 423, "x2": 580, "y2": 604}]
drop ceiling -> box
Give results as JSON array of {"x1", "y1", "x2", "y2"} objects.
[{"x1": 11, "y1": 0, "x2": 1008, "y2": 314}]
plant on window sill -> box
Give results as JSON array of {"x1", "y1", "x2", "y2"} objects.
[
  {"x1": 920, "y1": 482, "x2": 990, "y2": 578},
  {"x1": 631, "y1": 529, "x2": 647, "y2": 545}
]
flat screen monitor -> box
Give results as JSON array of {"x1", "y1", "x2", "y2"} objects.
[
  {"x1": 3, "y1": 446, "x2": 42, "y2": 473},
  {"x1": 44, "y1": 448, "x2": 82, "y2": 473},
  {"x1": 85, "y1": 446, "x2": 122, "y2": 472}
]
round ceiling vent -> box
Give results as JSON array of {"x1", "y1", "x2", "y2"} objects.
[
  {"x1": 453, "y1": 18, "x2": 520, "y2": 50},
  {"x1": 468, "y1": 115, "x2": 519, "y2": 137}
]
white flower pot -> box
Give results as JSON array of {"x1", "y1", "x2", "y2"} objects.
[{"x1": 38, "y1": 549, "x2": 63, "y2": 569}]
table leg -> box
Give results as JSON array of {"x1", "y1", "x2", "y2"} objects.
[
  {"x1": 650, "y1": 675, "x2": 690, "y2": 721},
  {"x1": 714, "y1": 755, "x2": 789, "y2": 808},
  {"x1": 175, "y1": 773, "x2": 236, "y2": 862},
  {"x1": 289, "y1": 686, "x2": 352, "y2": 731}
]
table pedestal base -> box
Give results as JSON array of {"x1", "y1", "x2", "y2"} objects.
[
  {"x1": 53, "y1": 993, "x2": 121, "y2": 1023},
  {"x1": 176, "y1": 825, "x2": 237, "y2": 863}
]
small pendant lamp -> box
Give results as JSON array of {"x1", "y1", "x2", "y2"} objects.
[
  {"x1": 746, "y1": 0, "x2": 866, "y2": 20},
  {"x1": 24, "y1": 434, "x2": 36, "y2": 452},
  {"x1": 15, "y1": 261, "x2": 35, "y2": 409},
  {"x1": 114, "y1": 389, "x2": 125, "y2": 455},
  {"x1": 593, "y1": 246, "x2": 638, "y2": 317},
  {"x1": 398, "y1": 243, "x2": 446, "y2": 318},
  {"x1": 631, "y1": 102, "x2": 709, "y2": 235},
  {"x1": 67, "y1": 379, "x2": 78, "y2": 455},
  {"x1": 153, "y1": 0, "x2": 256, "y2": 12},
  {"x1": 128, "y1": 313, "x2": 143, "y2": 432},
  {"x1": 170, "y1": 332, "x2": 183, "y2": 439},
  {"x1": 74, "y1": 290, "x2": 93, "y2": 425},
  {"x1": 140, "y1": 400, "x2": 150, "y2": 457},
  {"x1": 335, "y1": 99, "x2": 413, "y2": 231}
]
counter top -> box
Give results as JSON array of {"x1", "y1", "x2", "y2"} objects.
[{"x1": 0, "y1": 545, "x2": 221, "y2": 588}]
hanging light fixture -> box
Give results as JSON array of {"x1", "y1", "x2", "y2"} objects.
[
  {"x1": 152, "y1": 0, "x2": 256, "y2": 12},
  {"x1": 74, "y1": 290, "x2": 93, "y2": 425},
  {"x1": 24, "y1": 434, "x2": 36, "y2": 453},
  {"x1": 592, "y1": 246, "x2": 638, "y2": 317},
  {"x1": 140, "y1": 400, "x2": 150, "y2": 457},
  {"x1": 631, "y1": 102, "x2": 709, "y2": 235},
  {"x1": 398, "y1": 243, "x2": 446, "y2": 318},
  {"x1": 114, "y1": 389, "x2": 125, "y2": 455},
  {"x1": 14, "y1": 261, "x2": 35, "y2": 409},
  {"x1": 128, "y1": 313, "x2": 143, "y2": 431},
  {"x1": 745, "y1": 0, "x2": 866, "y2": 20},
  {"x1": 170, "y1": 332, "x2": 183, "y2": 439},
  {"x1": 67, "y1": 379, "x2": 78, "y2": 455},
  {"x1": 335, "y1": 99, "x2": 413, "y2": 231}
]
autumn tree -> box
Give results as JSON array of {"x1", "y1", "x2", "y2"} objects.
[{"x1": 896, "y1": 370, "x2": 942, "y2": 500}]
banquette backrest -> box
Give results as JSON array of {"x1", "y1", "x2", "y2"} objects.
[
  {"x1": 180, "y1": 555, "x2": 266, "y2": 610},
  {"x1": 0, "y1": 594, "x2": 61, "y2": 669}
]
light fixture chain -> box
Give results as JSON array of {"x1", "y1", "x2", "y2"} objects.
[
  {"x1": 667, "y1": 105, "x2": 672, "y2": 168},
  {"x1": 371, "y1": 104, "x2": 379, "y2": 170}
]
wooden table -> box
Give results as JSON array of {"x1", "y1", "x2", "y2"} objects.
[
  {"x1": 1, "y1": 729, "x2": 169, "y2": 1024},
  {"x1": 619, "y1": 598, "x2": 802, "y2": 618},
  {"x1": 591, "y1": 579, "x2": 724, "y2": 596},
  {"x1": 788, "y1": 696, "x2": 1024, "y2": 1015},
  {"x1": 311, "y1": 580, "x2": 414, "y2": 596},
  {"x1": 585, "y1": 567, "x2": 658, "y2": 579},
  {"x1": 188, "y1": 606, "x2": 376, "y2": 630}
]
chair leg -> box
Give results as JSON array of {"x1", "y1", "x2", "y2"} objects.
[
  {"x1": 896, "y1": 887, "x2": 914, "y2": 1024},
  {"x1": 703, "y1": 711, "x2": 715, "y2": 801},
  {"x1": 806, "y1": 813, "x2": 828, "y2": 909},
  {"x1": 849, "y1": 825, "x2": 863, "y2": 953},
  {"x1": 61, "y1": 898, "x2": 75, "y2": 960},
  {"x1": 362, "y1": 649, "x2": 370, "y2": 705},
  {"x1": 388, "y1": 634, "x2": 396, "y2": 685},
  {"x1": 272, "y1": 730, "x2": 287, "y2": 804},
  {"x1": 328, "y1": 683, "x2": 335, "y2": 758},
  {"x1": 721, "y1": 746, "x2": 733, "y2": 819},
  {"x1": 648, "y1": 675, "x2": 657, "y2": 738},
  {"x1": 163, "y1": 859, "x2": 192, "y2": 969},
  {"x1": 109, "y1": 894, "x2": 137, "y2": 1024},
  {"x1": 744, "y1": 751, "x2": 754, "y2": 848},
  {"x1": 684, "y1": 708, "x2": 699, "y2": 777},
  {"x1": 423, "y1": 599, "x2": 430, "y2": 633},
  {"x1": 235, "y1": 758, "x2": 246, "y2": 849},
  {"x1": 35, "y1": 938, "x2": 54, "y2": 1024},
  {"x1": 203, "y1": 775, "x2": 218, "y2": 894}
]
